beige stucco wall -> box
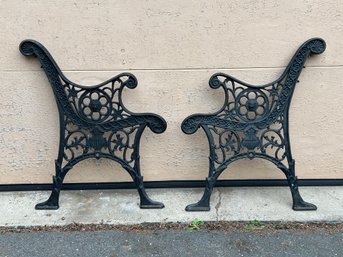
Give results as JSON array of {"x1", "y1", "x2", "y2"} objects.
[{"x1": 0, "y1": 0, "x2": 342, "y2": 184}]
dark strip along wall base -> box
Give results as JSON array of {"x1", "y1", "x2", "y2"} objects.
[{"x1": 0, "y1": 179, "x2": 342, "y2": 192}]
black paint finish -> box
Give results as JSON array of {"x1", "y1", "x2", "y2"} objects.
[
  {"x1": 181, "y1": 38, "x2": 326, "y2": 211},
  {"x1": 20, "y1": 40, "x2": 167, "y2": 210}
]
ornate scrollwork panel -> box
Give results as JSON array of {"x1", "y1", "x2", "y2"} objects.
[
  {"x1": 63, "y1": 77, "x2": 133, "y2": 124},
  {"x1": 207, "y1": 114, "x2": 287, "y2": 172},
  {"x1": 20, "y1": 39, "x2": 167, "y2": 210},
  {"x1": 215, "y1": 77, "x2": 284, "y2": 126},
  {"x1": 63, "y1": 116, "x2": 139, "y2": 166},
  {"x1": 183, "y1": 38, "x2": 325, "y2": 211}
]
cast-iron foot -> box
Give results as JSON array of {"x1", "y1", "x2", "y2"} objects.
[
  {"x1": 185, "y1": 202, "x2": 210, "y2": 211},
  {"x1": 35, "y1": 199, "x2": 59, "y2": 210},
  {"x1": 293, "y1": 200, "x2": 317, "y2": 211},
  {"x1": 140, "y1": 199, "x2": 165, "y2": 209}
]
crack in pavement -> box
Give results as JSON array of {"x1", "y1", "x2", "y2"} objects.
[{"x1": 214, "y1": 188, "x2": 222, "y2": 221}]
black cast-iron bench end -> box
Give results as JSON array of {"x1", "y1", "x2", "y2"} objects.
[
  {"x1": 20, "y1": 39, "x2": 166, "y2": 210},
  {"x1": 182, "y1": 38, "x2": 325, "y2": 212}
]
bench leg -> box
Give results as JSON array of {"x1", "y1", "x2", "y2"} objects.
[
  {"x1": 287, "y1": 174, "x2": 317, "y2": 211},
  {"x1": 35, "y1": 161, "x2": 63, "y2": 210},
  {"x1": 35, "y1": 176, "x2": 60, "y2": 210},
  {"x1": 185, "y1": 177, "x2": 215, "y2": 211},
  {"x1": 128, "y1": 159, "x2": 164, "y2": 209},
  {"x1": 134, "y1": 175, "x2": 164, "y2": 209},
  {"x1": 284, "y1": 163, "x2": 317, "y2": 211}
]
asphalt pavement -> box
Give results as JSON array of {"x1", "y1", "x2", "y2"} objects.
[{"x1": 0, "y1": 228, "x2": 342, "y2": 257}]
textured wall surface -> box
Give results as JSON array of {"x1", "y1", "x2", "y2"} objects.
[{"x1": 0, "y1": 0, "x2": 342, "y2": 183}]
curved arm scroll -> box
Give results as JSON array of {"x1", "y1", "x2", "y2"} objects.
[
  {"x1": 181, "y1": 114, "x2": 245, "y2": 134},
  {"x1": 20, "y1": 39, "x2": 167, "y2": 134},
  {"x1": 182, "y1": 38, "x2": 326, "y2": 135},
  {"x1": 19, "y1": 39, "x2": 138, "y2": 90},
  {"x1": 135, "y1": 114, "x2": 167, "y2": 134},
  {"x1": 208, "y1": 38, "x2": 326, "y2": 90}
]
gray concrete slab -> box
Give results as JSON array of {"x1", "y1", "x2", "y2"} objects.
[
  {"x1": 0, "y1": 229, "x2": 342, "y2": 257},
  {"x1": 0, "y1": 187, "x2": 342, "y2": 227}
]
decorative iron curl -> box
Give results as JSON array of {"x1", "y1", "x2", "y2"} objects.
[
  {"x1": 182, "y1": 38, "x2": 325, "y2": 212},
  {"x1": 307, "y1": 38, "x2": 326, "y2": 54},
  {"x1": 20, "y1": 39, "x2": 166, "y2": 210}
]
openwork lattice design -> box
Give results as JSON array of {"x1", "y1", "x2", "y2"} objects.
[
  {"x1": 182, "y1": 38, "x2": 326, "y2": 211},
  {"x1": 20, "y1": 39, "x2": 167, "y2": 210}
]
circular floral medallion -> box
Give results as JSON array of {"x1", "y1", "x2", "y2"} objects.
[
  {"x1": 78, "y1": 89, "x2": 112, "y2": 122},
  {"x1": 235, "y1": 89, "x2": 269, "y2": 122}
]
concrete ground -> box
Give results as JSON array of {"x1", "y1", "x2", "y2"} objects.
[
  {"x1": 0, "y1": 186, "x2": 342, "y2": 226},
  {"x1": 1, "y1": 228, "x2": 343, "y2": 257}
]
